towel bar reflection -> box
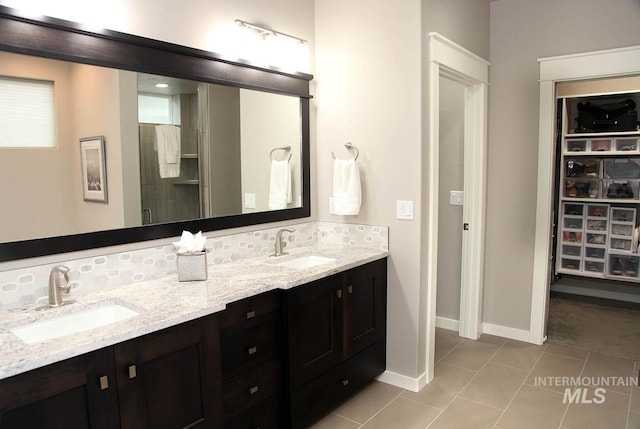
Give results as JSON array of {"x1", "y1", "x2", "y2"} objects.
[
  {"x1": 331, "y1": 142, "x2": 359, "y2": 161},
  {"x1": 269, "y1": 145, "x2": 292, "y2": 161}
]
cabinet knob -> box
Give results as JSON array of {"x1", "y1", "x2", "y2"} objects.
[
  {"x1": 347, "y1": 285, "x2": 353, "y2": 294},
  {"x1": 247, "y1": 346, "x2": 257, "y2": 355},
  {"x1": 99, "y1": 375, "x2": 109, "y2": 390},
  {"x1": 128, "y1": 365, "x2": 137, "y2": 379},
  {"x1": 341, "y1": 378, "x2": 350, "y2": 387},
  {"x1": 248, "y1": 385, "x2": 259, "y2": 395},
  {"x1": 246, "y1": 310, "x2": 256, "y2": 319},
  {"x1": 336, "y1": 289, "x2": 342, "y2": 299}
]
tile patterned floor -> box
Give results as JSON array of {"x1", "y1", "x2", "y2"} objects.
[{"x1": 311, "y1": 328, "x2": 640, "y2": 429}]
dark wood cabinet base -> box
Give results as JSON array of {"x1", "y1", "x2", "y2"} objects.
[{"x1": 290, "y1": 340, "x2": 386, "y2": 429}]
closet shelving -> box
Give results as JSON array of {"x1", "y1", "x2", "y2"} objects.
[{"x1": 556, "y1": 92, "x2": 640, "y2": 282}]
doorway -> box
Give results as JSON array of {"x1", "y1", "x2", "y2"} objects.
[
  {"x1": 531, "y1": 45, "x2": 640, "y2": 345},
  {"x1": 425, "y1": 33, "x2": 489, "y2": 385},
  {"x1": 436, "y1": 76, "x2": 465, "y2": 332}
]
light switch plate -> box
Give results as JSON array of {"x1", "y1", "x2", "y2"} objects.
[
  {"x1": 244, "y1": 193, "x2": 256, "y2": 209},
  {"x1": 396, "y1": 200, "x2": 414, "y2": 220},
  {"x1": 450, "y1": 191, "x2": 464, "y2": 206}
]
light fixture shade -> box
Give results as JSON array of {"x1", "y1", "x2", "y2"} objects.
[{"x1": 232, "y1": 19, "x2": 309, "y2": 73}]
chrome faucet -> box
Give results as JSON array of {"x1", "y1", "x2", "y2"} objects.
[
  {"x1": 273, "y1": 228, "x2": 295, "y2": 257},
  {"x1": 48, "y1": 265, "x2": 71, "y2": 307}
]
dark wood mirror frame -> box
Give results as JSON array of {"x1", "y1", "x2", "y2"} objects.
[{"x1": 0, "y1": 5, "x2": 312, "y2": 262}]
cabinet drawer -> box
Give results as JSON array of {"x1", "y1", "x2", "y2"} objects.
[
  {"x1": 560, "y1": 258, "x2": 581, "y2": 271},
  {"x1": 585, "y1": 232, "x2": 606, "y2": 246},
  {"x1": 290, "y1": 340, "x2": 385, "y2": 429},
  {"x1": 223, "y1": 360, "x2": 281, "y2": 417},
  {"x1": 585, "y1": 218, "x2": 607, "y2": 232},
  {"x1": 563, "y1": 216, "x2": 584, "y2": 230},
  {"x1": 562, "y1": 231, "x2": 583, "y2": 244},
  {"x1": 221, "y1": 319, "x2": 280, "y2": 377},
  {"x1": 607, "y1": 253, "x2": 640, "y2": 279},
  {"x1": 584, "y1": 260, "x2": 605, "y2": 273},
  {"x1": 224, "y1": 394, "x2": 282, "y2": 429},
  {"x1": 611, "y1": 223, "x2": 634, "y2": 237},
  {"x1": 584, "y1": 246, "x2": 605, "y2": 260},
  {"x1": 615, "y1": 137, "x2": 639, "y2": 152},
  {"x1": 561, "y1": 244, "x2": 582, "y2": 258},
  {"x1": 219, "y1": 290, "x2": 281, "y2": 331}
]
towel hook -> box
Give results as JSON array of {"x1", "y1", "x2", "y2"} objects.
[
  {"x1": 331, "y1": 142, "x2": 359, "y2": 161},
  {"x1": 269, "y1": 145, "x2": 292, "y2": 161}
]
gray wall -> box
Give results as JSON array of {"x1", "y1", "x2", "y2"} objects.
[
  {"x1": 487, "y1": 0, "x2": 640, "y2": 331},
  {"x1": 437, "y1": 76, "x2": 465, "y2": 322},
  {"x1": 422, "y1": 0, "x2": 490, "y2": 60},
  {"x1": 209, "y1": 85, "x2": 242, "y2": 217},
  {"x1": 315, "y1": 0, "x2": 490, "y2": 380}
]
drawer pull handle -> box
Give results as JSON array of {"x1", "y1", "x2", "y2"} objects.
[
  {"x1": 246, "y1": 310, "x2": 256, "y2": 319},
  {"x1": 248, "y1": 385, "x2": 259, "y2": 395},
  {"x1": 347, "y1": 285, "x2": 353, "y2": 294},
  {"x1": 128, "y1": 365, "x2": 137, "y2": 379},
  {"x1": 341, "y1": 378, "x2": 350, "y2": 387},
  {"x1": 247, "y1": 346, "x2": 257, "y2": 355},
  {"x1": 99, "y1": 375, "x2": 109, "y2": 390},
  {"x1": 336, "y1": 289, "x2": 342, "y2": 299}
]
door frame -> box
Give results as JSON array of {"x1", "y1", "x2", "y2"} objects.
[
  {"x1": 425, "y1": 33, "x2": 489, "y2": 383},
  {"x1": 531, "y1": 45, "x2": 640, "y2": 345}
]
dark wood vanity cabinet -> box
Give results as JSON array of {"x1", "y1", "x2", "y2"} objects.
[
  {"x1": 114, "y1": 316, "x2": 223, "y2": 429},
  {"x1": 218, "y1": 290, "x2": 284, "y2": 429},
  {"x1": 0, "y1": 316, "x2": 223, "y2": 429},
  {"x1": 0, "y1": 348, "x2": 119, "y2": 429},
  {"x1": 0, "y1": 258, "x2": 387, "y2": 429},
  {"x1": 286, "y1": 258, "x2": 388, "y2": 428}
]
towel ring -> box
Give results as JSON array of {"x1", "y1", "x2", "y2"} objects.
[
  {"x1": 331, "y1": 142, "x2": 359, "y2": 161},
  {"x1": 270, "y1": 145, "x2": 292, "y2": 161}
]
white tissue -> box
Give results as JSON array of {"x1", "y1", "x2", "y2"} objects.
[{"x1": 173, "y1": 231, "x2": 207, "y2": 254}]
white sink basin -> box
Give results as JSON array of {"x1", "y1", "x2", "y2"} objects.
[
  {"x1": 272, "y1": 254, "x2": 336, "y2": 269},
  {"x1": 10, "y1": 303, "x2": 140, "y2": 344}
]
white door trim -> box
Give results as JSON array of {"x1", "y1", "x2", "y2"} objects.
[
  {"x1": 531, "y1": 45, "x2": 640, "y2": 345},
  {"x1": 426, "y1": 32, "x2": 489, "y2": 383}
]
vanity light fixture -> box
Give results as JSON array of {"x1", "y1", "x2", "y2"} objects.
[
  {"x1": 155, "y1": 83, "x2": 168, "y2": 88},
  {"x1": 234, "y1": 19, "x2": 307, "y2": 45}
]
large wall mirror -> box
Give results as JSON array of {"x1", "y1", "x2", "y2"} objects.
[{"x1": 0, "y1": 6, "x2": 311, "y2": 262}]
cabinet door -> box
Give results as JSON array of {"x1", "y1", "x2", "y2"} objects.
[
  {"x1": 287, "y1": 274, "x2": 343, "y2": 388},
  {"x1": 0, "y1": 348, "x2": 119, "y2": 429},
  {"x1": 344, "y1": 259, "x2": 387, "y2": 359},
  {"x1": 114, "y1": 316, "x2": 223, "y2": 429}
]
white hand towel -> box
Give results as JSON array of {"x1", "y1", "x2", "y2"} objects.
[
  {"x1": 268, "y1": 159, "x2": 292, "y2": 210},
  {"x1": 155, "y1": 125, "x2": 181, "y2": 178},
  {"x1": 330, "y1": 158, "x2": 361, "y2": 215}
]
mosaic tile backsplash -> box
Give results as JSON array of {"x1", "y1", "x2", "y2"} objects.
[{"x1": 0, "y1": 222, "x2": 388, "y2": 310}]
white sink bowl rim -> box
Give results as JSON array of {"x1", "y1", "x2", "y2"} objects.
[
  {"x1": 272, "y1": 254, "x2": 336, "y2": 269},
  {"x1": 10, "y1": 303, "x2": 140, "y2": 344}
]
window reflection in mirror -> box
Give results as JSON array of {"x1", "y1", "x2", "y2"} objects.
[{"x1": 0, "y1": 51, "x2": 302, "y2": 243}]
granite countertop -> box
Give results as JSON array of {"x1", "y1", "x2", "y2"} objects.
[{"x1": 0, "y1": 244, "x2": 388, "y2": 380}]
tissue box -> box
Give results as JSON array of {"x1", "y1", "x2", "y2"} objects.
[{"x1": 177, "y1": 251, "x2": 207, "y2": 281}]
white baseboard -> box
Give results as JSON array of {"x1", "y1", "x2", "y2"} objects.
[
  {"x1": 378, "y1": 321, "x2": 533, "y2": 394},
  {"x1": 376, "y1": 369, "x2": 427, "y2": 393},
  {"x1": 482, "y1": 322, "x2": 531, "y2": 343},
  {"x1": 435, "y1": 316, "x2": 459, "y2": 331}
]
